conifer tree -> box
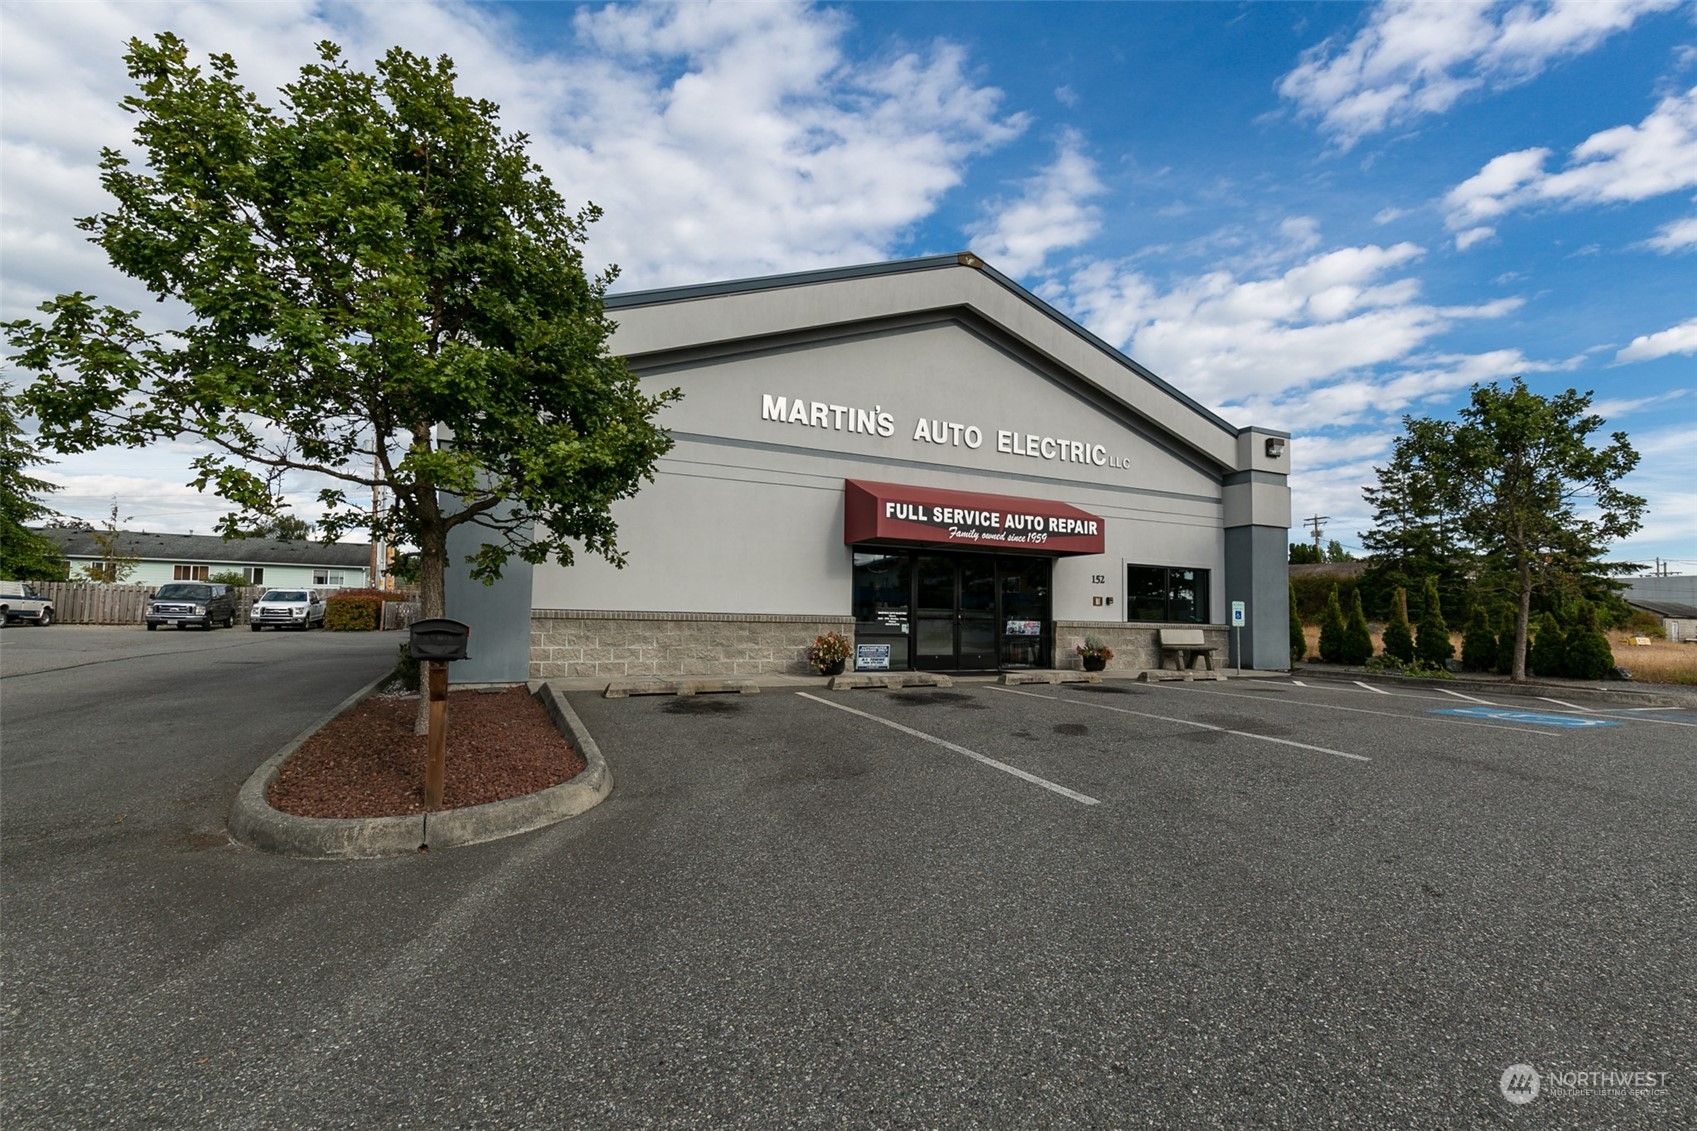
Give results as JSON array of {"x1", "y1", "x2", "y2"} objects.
[
  {"x1": 1529, "y1": 612, "x2": 1566, "y2": 678},
  {"x1": 1319, "y1": 584, "x2": 1347, "y2": 663},
  {"x1": 1494, "y1": 603, "x2": 1517, "y2": 675},
  {"x1": 1342, "y1": 588, "x2": 1374, "y2": 664},
  {"x1": 1381, "y1": 586, "x2": 1415, "y2": 663},
  {"x1": 1414, "y1": 576, "x2": 1454, "y2": 667},
  {"x1": 1460, "y1": 602, "x2": 1497, "y2": 672},
  {"x1": 1289, "y1": 580, "x2": 1306, "y2": 665},
  {"x1": 1563, "y1": 602, "x2": 1615, "y2": 680}
]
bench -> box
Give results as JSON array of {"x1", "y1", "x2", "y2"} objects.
[{"x1": 1159, "y1": 627, "x2": 1219, "y2": 672}]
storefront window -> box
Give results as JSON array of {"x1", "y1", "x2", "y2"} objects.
[
  {"x1": 853, "y1": 552, "x2": 912, "y2": 670},
  {"x1": 1126, "y1": 565, "x2": 1209, "y2": 623},
  {"x1": 853, "y1": 549, "x2": 1054, "y2": 670},
  {"x1": 999, "y1": 557, "x2": 1051, "y2": 668}
]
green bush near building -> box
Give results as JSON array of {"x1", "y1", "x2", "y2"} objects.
[{"x1": 325, "y1": 594, "x2": 382, "y2": 631}]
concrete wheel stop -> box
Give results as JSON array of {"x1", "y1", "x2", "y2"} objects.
[
  {"x1": 827, "y1": 672, "x2": 955, "y2": 691},
  {"x1": 998, "y1": 670, "x2": 1102, "y2": 686},
  {"x1": 603, "y1": 678, "x2": 761, "y2": 698}
]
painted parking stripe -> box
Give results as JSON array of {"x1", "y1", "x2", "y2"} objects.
[
  {"x1": 992, "y1": 686, "x2": 1370, "y2": 762},
  {"x1": 1353, "y1": 681, "x2": 1391, "y2": 695},
  {"x1": 1436, "y1": 688, "x2": 1497, "y2": 705},
  {"x1": 1586, "y1": 710, "x2": 1697, "y2": 729},
  {"x1": 1145, "y1": 682, "x2": 1559, "y2": 737},
  {"x1": 795, "y1": 692, "x2": 1101, "y2": 806},
  {"x1": 1429, "y1": 706, "x2": 1623, "y2": 728},
  {"x1": 1537, "y1": 697, "x2": 1596, "y2": 713}
]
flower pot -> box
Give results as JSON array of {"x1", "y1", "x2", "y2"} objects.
[
  {"x1": 818, "y1": 659, "x2": 845, "y2": 676},
  {"x1": 1081, "y1": 655, "x2": 1107, "y2": 672}
]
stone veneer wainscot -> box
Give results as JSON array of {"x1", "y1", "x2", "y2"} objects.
[{"x1": 531, "y1": 610, "x2": 856, "y2": 679}]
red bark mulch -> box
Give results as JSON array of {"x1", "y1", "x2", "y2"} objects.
[{"x1": 269, "y1": 686, "x2": 585, "y2": 819}]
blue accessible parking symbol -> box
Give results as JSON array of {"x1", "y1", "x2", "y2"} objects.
[{"x1": 1430, "y1": 707, "x2": 1622, "y2": 728}]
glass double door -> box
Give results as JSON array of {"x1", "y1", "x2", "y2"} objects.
[
  {"x1": 907, "y1": 553, "x2": 1052, "y2": 671},
  {"x1": 915, "y1": 554, "x2": 1000, "y2": 670}
]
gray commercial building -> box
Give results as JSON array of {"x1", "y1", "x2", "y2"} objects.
[{"x1": 448, "y1": 254, "x2": 1291, "y2": 683}]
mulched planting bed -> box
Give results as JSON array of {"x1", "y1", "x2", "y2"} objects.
[{"x1": 269, "y1": 686, "x2": 585, "y2": 819}]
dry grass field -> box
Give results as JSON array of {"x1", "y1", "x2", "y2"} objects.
[
  {"x1": 1296, "y1": 625, "x2": 1697, "y2": 685},
  {"x1": 1608, "y1": 631, "x2": 1697, "y2": 685}
]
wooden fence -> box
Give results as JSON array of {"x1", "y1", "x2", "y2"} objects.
[{"x1": 32, "y1": 582, "x2": 420, "y2": 629}]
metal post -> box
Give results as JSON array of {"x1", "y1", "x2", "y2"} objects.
[
  {"x1": 425, "y1": 662, "x2": 448, "y2": 809},
  {"x1": 1235, "y1": 625, "x2": 1241, "y2": 676}
]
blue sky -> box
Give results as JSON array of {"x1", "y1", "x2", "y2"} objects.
[{"x1": 3, "y1": 1, "x2": 1693, "y2": 570}]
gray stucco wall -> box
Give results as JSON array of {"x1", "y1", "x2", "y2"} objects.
[
  {"x1": 1224, "y1": 525, "x2": 1291, "y2": 671},
  {"x1": 444, "y1": 518, "x2": 535, "y2": 685},
  {"x1": 532, "y1": 316, "x2": 1231, "y2": 626},
  {"x1": 505, "y1": 259, "x2": 1294, "y2": 675}
]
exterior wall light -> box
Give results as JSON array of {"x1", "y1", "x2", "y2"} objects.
[{"x1": 1265, "y1": 437, "x2": 1287, "y2": 459}]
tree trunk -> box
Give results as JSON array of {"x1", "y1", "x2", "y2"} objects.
[
  {"x1": 1512, "y1": 558, "x2": 1532, "y2": 682},
  {"x1": 414, "y1": 517, "x2": 449, "y2": 734}
]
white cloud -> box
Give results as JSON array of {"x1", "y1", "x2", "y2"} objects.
[
  {"x1": 1280, "y1": 0, "x2": 1680, "y2": 149},
  {"x1": 1590, "y1": 388, "x2": 1691, "y2": 417},
  {"x1": 1050, "y1": 238, "x2": 1526, "y2": 411},
  {"x1": 1642, "y1": 215, "x2": 1697, "y2": 252},
  {"x1": 1614, "y1": 422, "x2": 1697, "y2": 563},
  {"x1": 0, "y1": 0, "x2": 1029, "y2": 323},
  {"x1": 964, "y1": 130, "x2": 1103, "y2": 275},
  {"x1": 1615, "y1": 314, "x2": 1697, "y2": 361},
  {"x1": 1, "y1": 0, "x2": 1028, "y2": 528},
  {"x1": 1444, "y1": 86, "x2": 1697, "y2": 242}
]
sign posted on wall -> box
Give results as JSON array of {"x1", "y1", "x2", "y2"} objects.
[{"x1": 1230, "y1": 601, "x2": 1245, "y2": 673}]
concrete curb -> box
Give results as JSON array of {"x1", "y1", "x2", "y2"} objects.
[{"x1": 228, "y1": 680, "x2": 613, "y2": 860}]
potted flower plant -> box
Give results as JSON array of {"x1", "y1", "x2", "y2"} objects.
[
  {"x1": 809, "y1": 631, "x2": 851, "y2": 676},
  {"x1": 1075, "y1": 635, "x2": 1113, "y2": 672}
]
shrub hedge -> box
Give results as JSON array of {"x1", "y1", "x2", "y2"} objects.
[{"x1": 325, "y1": 594, "x2": 382, "y2": 631}]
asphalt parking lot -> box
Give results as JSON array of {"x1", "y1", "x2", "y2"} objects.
[
  {"x1": 3, "y1": 634, "x2": 1692, "y2": 1128},
  {"x1": 559, "y1": 676, "x2": 1695, "y2": 1127}
]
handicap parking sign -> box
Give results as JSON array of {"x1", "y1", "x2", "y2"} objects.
[{"x1": 1430, "y1": 707, "x2": 1621, "y2": 728}]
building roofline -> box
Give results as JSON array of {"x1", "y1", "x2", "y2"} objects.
[{"x1": 605, "y1": 252, "x2": 1269, "y2": 440}]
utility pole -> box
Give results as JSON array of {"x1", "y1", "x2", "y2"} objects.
[{"x1": 1304, "y1": 514, "x2": 1329, "y2": 555}]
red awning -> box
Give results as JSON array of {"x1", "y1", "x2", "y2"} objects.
[{"x1": 843, "y1": 479, "x2": 1105, "y2": 556}]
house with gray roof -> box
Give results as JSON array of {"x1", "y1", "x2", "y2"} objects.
[{"x1": 42, "y1": 529, "x2": 372, "y2": 589}]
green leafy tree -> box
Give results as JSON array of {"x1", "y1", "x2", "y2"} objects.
[
  {"x1": 0, "y1": 384, "x2": 69, "y2": 579},
  {"x1": 1460, "y1": 601, "x2": 1496, "y2": 672},
  {"x1": 4, "y1": 34, "x2": 676, "y2": 640},
  {"x1": 250, "y1": 515, "x2": 314, "y2": 542},
  {"x1": 1324, "y1": 539, "x2": 1354, "y2": 563},
  {"x1": 1318, "y1": 584, "x2": 1347, "y2": 663},
  {"x1": 1341, "y1": 588, "x2": 1374, "y2": 665},
  {"x1": 1289, "y1": 542, "x2": 1323, "y2": 565},
  {"x1": 1363, "y1": 379, "x2": 1643, "y2": 680},
  {"x1": 1381, "y1": 586, "x2": 1414, "y2": 663},
  {"x1": 1529, "y1": 611, "x2": 1566, "y2": 678},
  {"x1": 1414, "y1": 576, "x2": 1453, "y2": 667},
  {"x1": 1288, "y1": 580, "x2": 1306, "y2": 665}
]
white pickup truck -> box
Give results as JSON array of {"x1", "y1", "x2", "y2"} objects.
[{"x1": 0, "y1": 579, "x2": 55, "y2": 626}]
